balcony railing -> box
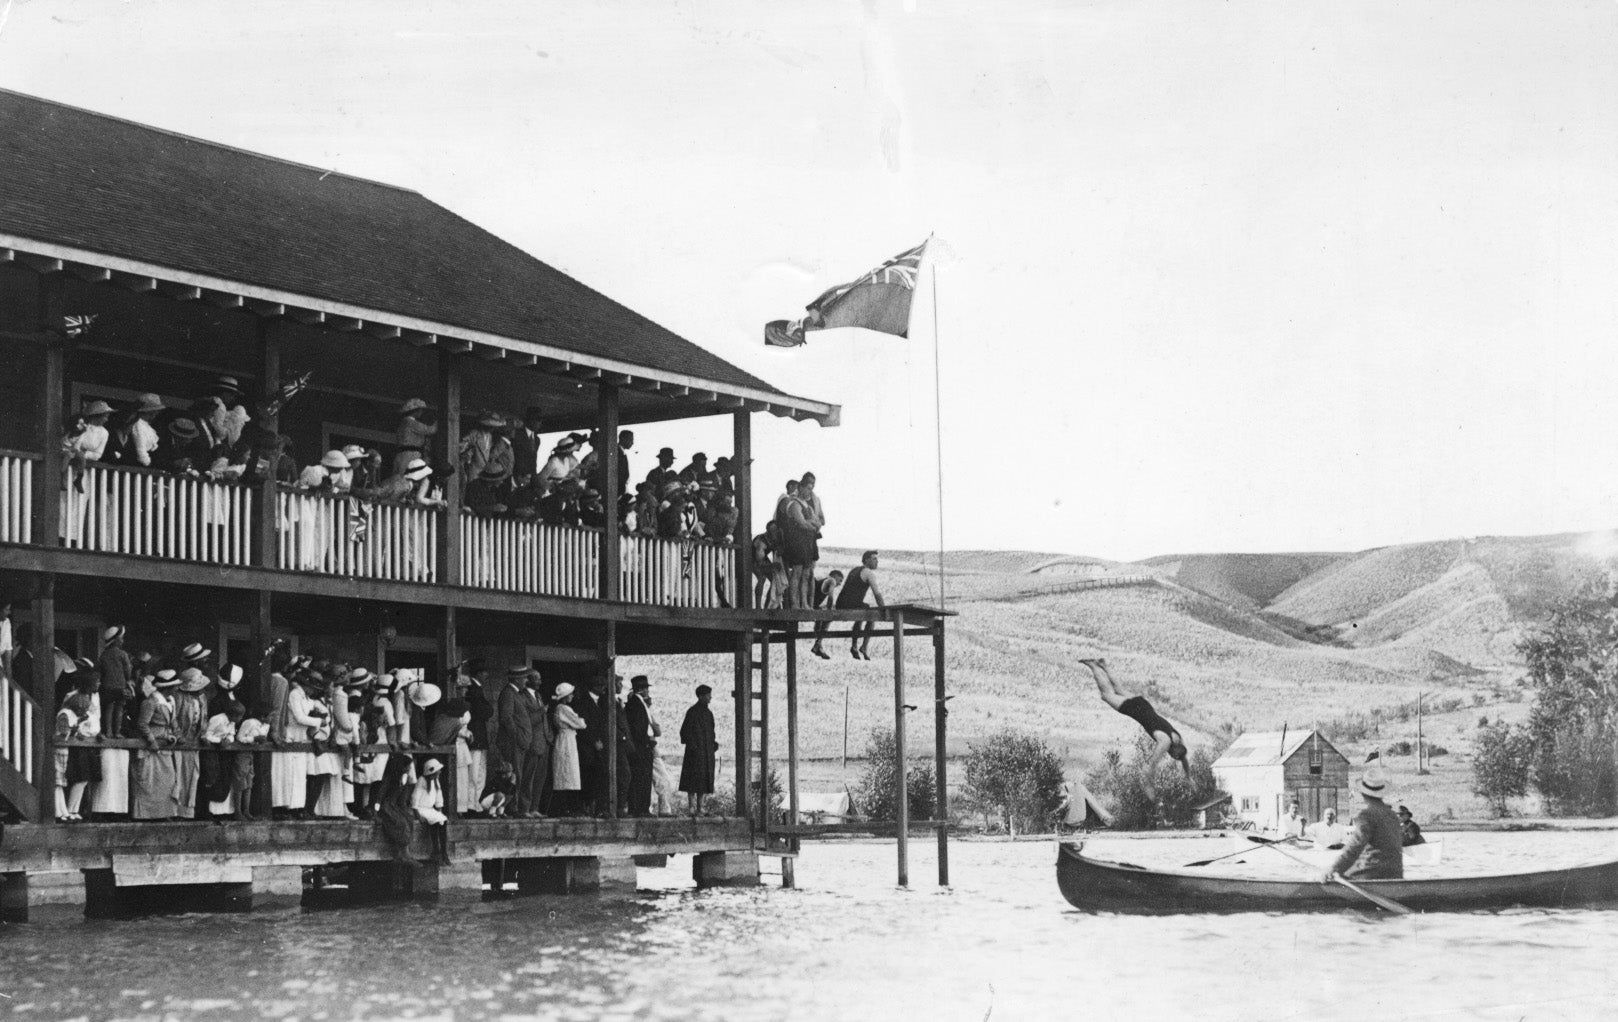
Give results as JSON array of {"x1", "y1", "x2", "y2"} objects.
[
  {"x1": 0, "y1": 451, "x2": 33, "y2": 544},
  {"x1": 623, "y1": 533, "x2": 735, "y2": 609},
  {"x1": 277, "y1": 489, "x2": 440, "y2": 583},
  {"x1": 1, "y1": 668, "x2": 38, "y2": 786},
  {"x1": 63, "y1": 461, "x2": 253, "y2": 566},
  {"x1": 460, "y1": 514, "x2": 600, "y2": 598},
  {"x1": 1, "y1": 459, "x2": 745, "y2": 610}
]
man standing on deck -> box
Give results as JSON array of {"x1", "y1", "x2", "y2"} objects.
[{"x1": 1320, "y1": 767, "x2": 1403, "y2": 882}]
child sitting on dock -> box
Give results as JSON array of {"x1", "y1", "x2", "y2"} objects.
[
  {"x1": 233, "y1": 709, "x2": 270, "y2": 821},
  {"x1": 479, "y1": 763, "x2": 517, "y2": 818},
  {"x1": 1080, "y1": 658, "x2": 1190, "y2": 796}
]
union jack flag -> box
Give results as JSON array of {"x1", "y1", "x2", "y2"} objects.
[{"x1": 765, "y1": 239, "x2": 928, "y2": 347}]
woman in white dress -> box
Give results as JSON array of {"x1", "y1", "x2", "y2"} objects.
[
  {"x1": 549, "y1": 683, "x2": 586, "y2": 816},
  {"x1": 275, "y1": 670, "x2": 327, "y2": 817},
  {"x1": 60, "y1": 400, "x2": 112, "y2": 547}
]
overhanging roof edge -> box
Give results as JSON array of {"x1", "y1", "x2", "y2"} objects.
[{"x1": 0, "y1": 232, "x2": 840, "y2": 426}]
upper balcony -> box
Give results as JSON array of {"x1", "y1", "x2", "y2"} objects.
[{"x1": 0, "y1": 88, "x2": 838, "y2": 616}]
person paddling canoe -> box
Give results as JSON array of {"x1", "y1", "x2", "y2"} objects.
[{"x1": 1080, "y1": 658, "x2": 1189, "y2": 794}]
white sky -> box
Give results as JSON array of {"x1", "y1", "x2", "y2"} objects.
[{"x1": 4, "y1": 0, "x2": 1616, "y2": 561}]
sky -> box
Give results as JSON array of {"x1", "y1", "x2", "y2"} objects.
[{"x1": 3, "y1": 0, "x2": 1617, "y2": 562}]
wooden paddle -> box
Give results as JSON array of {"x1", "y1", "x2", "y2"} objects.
[
  {"x1": 1185, "y1": 836, "x2": 1302, "y2": 868},
  {"x1": 1246, "y1": 835, "x2": 1414, "y2": 915}
]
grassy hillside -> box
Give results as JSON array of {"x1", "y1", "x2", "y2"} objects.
[{"x1": 627, "y1": 530, "x2": 1602, "y2": 816}]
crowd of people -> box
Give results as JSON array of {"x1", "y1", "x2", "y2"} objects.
[
  {"x1": 1, "y1": 615, "x2": 727, "y2": 838},
  {"x1": 58, "y1": 382, "x2": 752, "y2": 543}
]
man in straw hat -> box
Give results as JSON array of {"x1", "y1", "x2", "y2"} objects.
[
  {"x1": 97, "y1": 624, "x2": 135, "y2": 738},
  {"x1": 1321, "y1": 766, "x2": 1404, "y2": 882}
]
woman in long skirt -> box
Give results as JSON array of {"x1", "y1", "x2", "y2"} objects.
[
  {"x1": 131, "y1": 673, "x2": 182, "y2": 820},
  {"x1": 549, "y1": 684, "x2": 586, "y2": 815},
  {"x1": 678, "y1": 685, "x2": 717, "y2": 815},
  {"x1": 171, "y1": 669, "x2": 210, "y2": 819}
]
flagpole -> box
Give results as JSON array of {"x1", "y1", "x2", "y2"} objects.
[{"x1": 930, "y1": 259, "x2": 946, "y2": 612}]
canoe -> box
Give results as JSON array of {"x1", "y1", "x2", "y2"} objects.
[{"x1": 1056, "y1": 840, "x2": 1618, "y2": 913}]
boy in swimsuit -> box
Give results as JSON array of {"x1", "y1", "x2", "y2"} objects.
[{"x1": 1080, "y1": 658, "x2": 1189, "y2": 796}]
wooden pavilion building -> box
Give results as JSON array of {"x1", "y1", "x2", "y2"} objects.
[{"x1": 0, "y1": 90, "x2": 950, "y2": 919}]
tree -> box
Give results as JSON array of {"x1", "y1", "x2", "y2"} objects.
[
  {"x1": 1518, "y1": 595, "x2": 1618, "y2": 815},
  {"x1": 1472, "y1": 720, "x2": 1531, "y2": 817},
  {"x1": 961, "y1": 729, "x2": 1065, "y2": 834},
  {"x1": 853, "y1": 728, "x2": 935, "y2": 822},
  {"x1": 1084, "y1": 735, "x2": 1228, "y2": 830}
]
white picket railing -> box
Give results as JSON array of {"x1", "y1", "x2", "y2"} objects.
[
  {"x1": 0, "y1": 669, "x2": 37, "y2": 785},
  {"x1": 460, "y1": 514, "x2": 601, "y2": 598},
  {"x1": 0, "y1": 451, "x2": 34, "y2": 544},
  {"x1": 61, "y1": 462, "x2": 252, "y2": 565},
  {"x1": 277, "y1": 489, "x2": 440, "y2": 582},
  {"x1": 622, "y1": 533, "x2": 736, "y2": 608}
]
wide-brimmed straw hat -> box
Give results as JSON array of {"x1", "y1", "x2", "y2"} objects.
[
  {"x1": 153, "y1": 669, "x2": 181, "y2": 689},
  {"x1": 80, "y1": 400, "x2": 114, "y2": 418},
  {"x1": 477, "y1": 411, "x2": 505, "y2": 428},
  {"x1": 372, "y1": 672, "x2": 397, "y2": 694},
  {"x1": 409, "y1": 682, "x2": 442, "y2": 708},
  {"x1": 214, "y1": 374, "x2": 242, "y2": 394},
  {"x1": 399, "y1": 397, "x2": 428, "y2": 415},
  {"x1": 178, "y1": 667, "x2": 210, "y2": 693},
  {"x1": 1357, "y1": 767, "x2": 1393, "y2": 801},
  {"x1": 320, "y1": 450, "x2": 351, "y2": 470},
  {"x1": 552, "y1": 682, "x2": 575, "y2": 700},
  {"x1": 181, "y1": 642, "x2": 211, "y2": 664},
  {"x1": 219, "y1": 664, "x2": 244, "y2": 690},
  {"x1": 136, "y1": 393, "x2": 165, "y2": 414},
  {"x1": 405, "y1": 458, "x2": 432, "y2": 482},
  {"x1": 168, "y1": 418, "x2": 200, "y2": 440},
  {"x1": 342, "y1": 444, "x2": 367, "y2": 461},
  {"x1": 421, "y1": 759, "x2": 444, "y2": 778},
  {"x1": 101, "y1": 624, "x2": 125, "y2": 643}
]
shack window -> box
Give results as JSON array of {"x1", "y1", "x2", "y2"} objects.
[
  {"x1": 1240, "y1": 796, "x2": 1259, "y2": 812},
  {"x1": 1308, "y1": 737, "x2": 1324, "y2": 775}
]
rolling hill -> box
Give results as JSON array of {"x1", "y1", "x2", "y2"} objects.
[{"x1": 624, "y1": 530, "x2": 1610, "y2": 817}]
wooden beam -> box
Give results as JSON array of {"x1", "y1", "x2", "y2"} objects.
[
  {"x1": 717, "y1": 396, "x2": 746, "y2": 409},
  {"x1": 476, "y1": 345, "x2": 505, "y2": 361},
  {"x1": 365, "y1": 323, "x2": 402, "y2": 340},
  {"x1": 112, "y1": 271, "x2": 159, "y2": 293},
  {"x1": 16, "y1": 254, "x2": 63, "y2": 274},
  {"x1": 602, "y1": 372, "x2": 632, "y2": 386},
  {"x1": 244, "y1": 298, "x2": 286, "y2": 317},
  {"x1": 157, "y1": 282, "x2": 203, "y2": 301},
  {"x1": 785, "y1": 620, "x2": 800, "y2": 888},
  {"x1": 328, "y1": 315, "x2": 364, "y2": 332},
  {"x1": 438, "y1": 348, "x2": 463, "y2": 586},
  {"x1": 32, "y1": 575, "x2": 55, "y2": 821},
  {"x1": 441, "y1": 338, "x2": 473, "y2": 354},
  {"x1": 32, "y1": 275, "x2": 64, "y2": 550},
  {"x1": 257, "y1": 319, "x2": 282, "y2": 569},
  {"x1": 288, "y1": 308, "x2": 327, "y2": 325},
  {"x1": 733, "y1": 411, "x2": 753, "y2": 611},
  {"x1": 598, "y1": 384, "x2": 621, "y2": 602},
  {"x1": 934, "y1": 619, "x2": 949, "y2": 887},
  {"x1": 507, "y1": 352, "x2": 537, "y2": 366},
  {"x1": 405, "y1": 330, "x2": 438, "y2": 347},
  {"x1": 67, "y1": 264, "x2": 112, "y2": 283}
]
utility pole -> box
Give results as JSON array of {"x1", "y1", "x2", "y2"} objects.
[{"x1": 1416, "y1": 691, "x2": 1428, "y2": 775}]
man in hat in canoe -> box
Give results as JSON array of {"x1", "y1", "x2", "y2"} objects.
[
  {"x1": 1321, "y1": 767, "x2": 1404, "y2": 882},
  {"x1": 1396, "y1": 804, "x2": 1426, "y2": 846}
]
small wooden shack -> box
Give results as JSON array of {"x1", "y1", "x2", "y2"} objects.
[{"x1": 1211, "y1": 730, "x2": 1350, "y2": 831}]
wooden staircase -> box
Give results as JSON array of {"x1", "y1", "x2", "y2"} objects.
[{"x1": 0, "y1": 670, "x2": 43, "y2": 821}]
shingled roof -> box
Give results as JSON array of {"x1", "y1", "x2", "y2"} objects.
[{"x1": 0, "y1": 88, "x2": 828, "y2": 417}]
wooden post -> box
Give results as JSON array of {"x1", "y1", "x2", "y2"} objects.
[
  {"x1": 733, "y1": 631, "x2": 751, "y2": 820},
  {"x1": 893, "y1": 610, "x2": 908, "y2": 888},
  {"x1": 757, "y1": 628, "x2": 770, "y2": 834},
  {"x1": 442, "y1": 605, "x2": 459, "y2": 817},
  {"x1": 248, "y1": 590, "x2": 273, "y2": 715},
  {"x1": 256, "y1": 319, "x2": 281, "y2": 568},
  {"x1": 31, "y1": 574, "x2": 54, "y2": 821},
  {"x1": 602, "y1": 620, "x2": 617, "y2": 819},
  {"x1": 1416, "y1": 691, "x2": 1426, "y2": 775},
  {"x1": 597, "y1": 384, "x2": 620, "y2": 602},
  {"x1": 784, "y1": 620, "x2": 800, "y2": 889},
  {"x1": 33, "y1": 274, "x2": 64, "y2": 550},
  {"x1": 934, "y1": 618, "x2": 949, "y2": 887},
  {"x1": 437, "y1": 349, "x2": 462, "y2": 586},
  {"x1": 732, "y1": 412, "x2": 753, "y2": 610}
]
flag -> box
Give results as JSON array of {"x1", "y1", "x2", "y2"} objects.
[{"x1": 764, "y1": 240, "x2": 927, "y2": 347}]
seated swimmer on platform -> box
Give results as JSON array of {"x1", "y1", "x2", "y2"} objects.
[{"x1": 1080, "y1": 658, "x2": 1189, "y2": 795}]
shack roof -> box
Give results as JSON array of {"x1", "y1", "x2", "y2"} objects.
[
  {"x1": 1211, "y1": 730, "x2": 1344, "y2": 769},
  {"x1": 0, "y1": 88, "x2": 835, "y2": 424}
]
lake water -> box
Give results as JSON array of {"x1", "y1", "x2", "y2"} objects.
[{"x1": 3, "y1": 832, "x2": 1617, "y2": 1021}]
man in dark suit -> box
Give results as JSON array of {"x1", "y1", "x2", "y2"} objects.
[
  {"x1": 624, "y1": 675, "x2": 656, "y2": 817},
  {"x1": 496, "y1": 666, "x2": 543, "y2": 816},
  {"x1": 511, "y1": 405, "x2": 546, "y2": 482},
  {"x1": 577, "y1": 673, "x2": 609, "y2": 814}
]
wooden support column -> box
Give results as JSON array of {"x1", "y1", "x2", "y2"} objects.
[
  {"x1": 603, "y1": 620, "x2": 618, "y2": 819},
  {"x1": 32, "y1": 273, "x2": 65, "y2": 550},
  {"x1": 255, "y1": 320, "x2": 281, "y2": 568},
  {"x1": 442, "y1": 605, "x2": 459, "y2": 818},
  {"x1": 893, "y1": 610, "x2": 909, "y2": 888},
  {"x1": 732, "y1": 412, "x2": 753, "y2": 610},
  {"x1": 597, "y1": 384, "x2": 620, "y2": 601},
  {"x1": 248, "y1": 590, "x2": 273, "y2": 715},
  {"x1": 437, "y1": 349, "x2": 462, "y2": 586},
  {"x1": 31, "y1": 574, "x2": 55, "y2": 821},
  {"x1": 934, "y1": 618, "x2": 950, "y2": 887},
  {"x1": 733, "y1": 631, "x2": 752, "y2": 820},
  {"x1": 784, "y1": 620, "x2": 800, "y2": 889}
]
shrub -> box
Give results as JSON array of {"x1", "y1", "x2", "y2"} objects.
[
  {"x1": 1472, "y1": 720, "x2": 1532, "y2": 817},
  {"x1": 1083, "y1": 736, "x2": 1228, "y2": 830},
  {"x1": 1389, "y1": 740, "x2": 1413, "y2": 756},
  {"x1": 961, "y1": 728, "x2": 1065, "y2": 834},
  {"x1": 1518, "y1": 595, "x2": 1618, "y2": 815},
  {"x1": 853, "y1": 728, "x2": 937, "y2": 822}
]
